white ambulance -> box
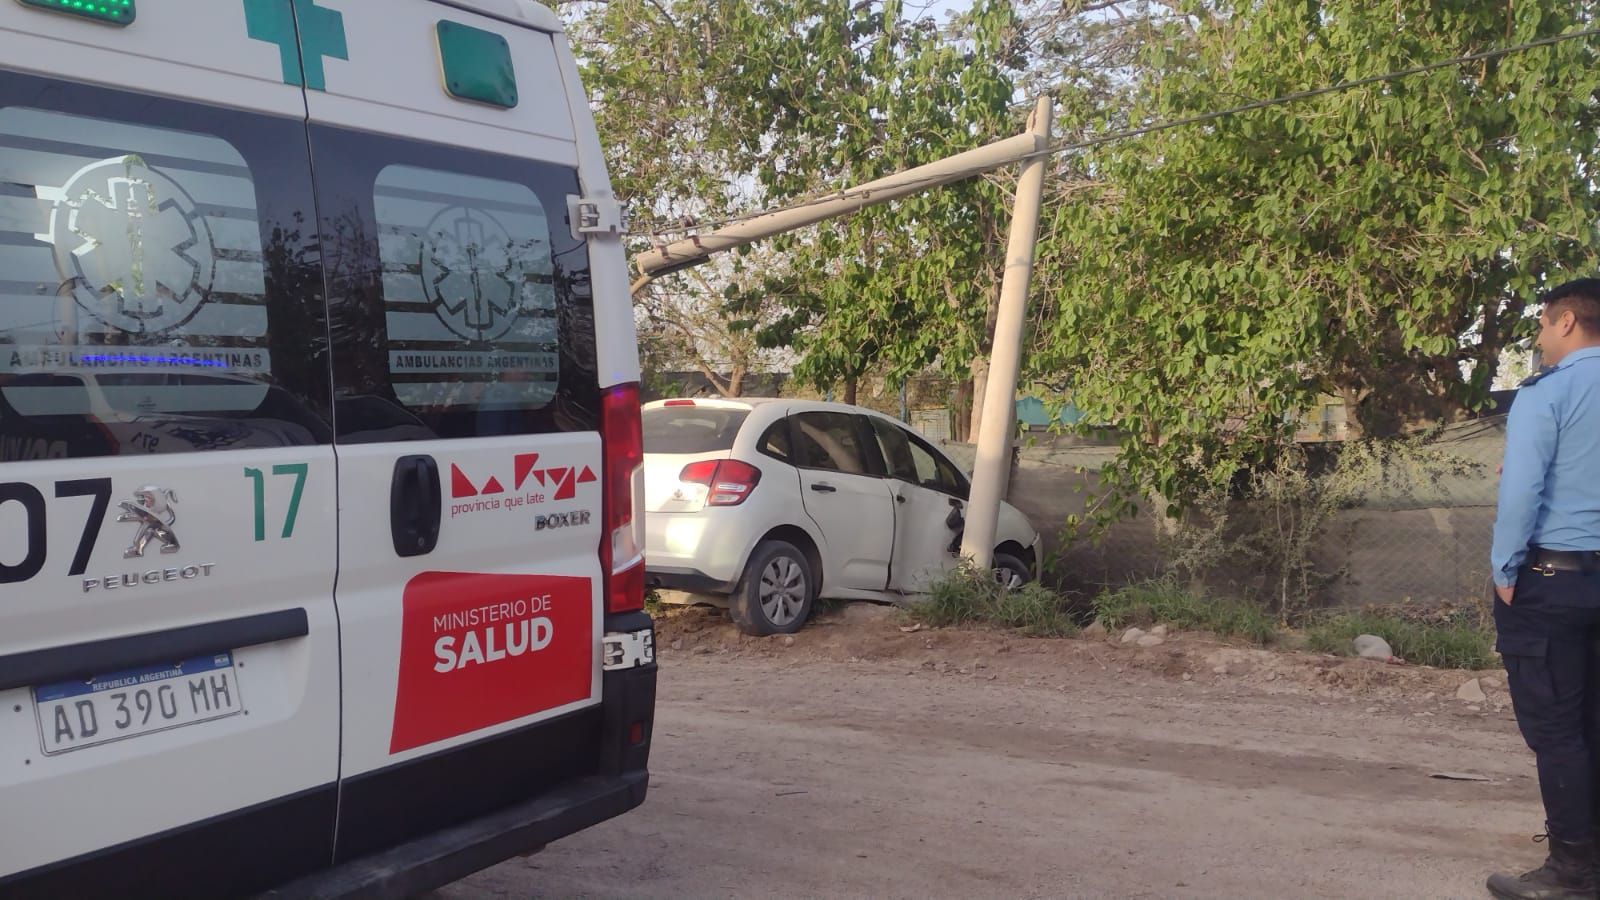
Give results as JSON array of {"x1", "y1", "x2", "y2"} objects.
[{"x1": 0, "y1": 1, "x2": 657, "y2": 896}]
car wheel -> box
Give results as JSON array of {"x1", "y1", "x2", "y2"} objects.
[
  {"x1": 731, "y1": 540, "x2": 814, "y2": 636},
  {"x1": 992, "y1": 552, "x2": 1032, "y2": 591}
]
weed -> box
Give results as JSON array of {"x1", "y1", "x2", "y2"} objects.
[
  {"x1": 644, "y1": 588, "x2": 664, "y2": 616},
  {"x1": 914, "y1": 567, "x2": 1079, "y2": 638},
  {"x1": 1092, "y1": 578, "x2": 1275, "y2": 644},
  {"x1": 1306, "y1": 610, "x2": 1495, "y2": 670}
]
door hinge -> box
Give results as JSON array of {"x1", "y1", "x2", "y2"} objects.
[{"x1": 567, "y1": 195, "x2": 627, "y2": 239}]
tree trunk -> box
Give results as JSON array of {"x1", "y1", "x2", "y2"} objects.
[
  {"x1": 952, "y1": 378, "x2": 974, "y2": 442},
  {"x1": 1148, "y1": 488, "x2": 1181, "y2": 539},
  {"x1": 968, "y1": 359, "x2": 989, "y2": 445},
  {"x1": 698, "y1": 362, "x2": 732, "y2": 397},
  {"x1": 725, "y1": 366, "x2": 745, "y2": 398},
  {"x1": 843, "y1": 375, "x2": 858, "y2": 406}
]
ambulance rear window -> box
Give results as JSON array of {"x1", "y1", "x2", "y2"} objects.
[
  {"x1": 0, "y1": 74, "x2": 332, "y2": 461},
  {"x1": 309, "y1": 126, "x2": 600, "y2": 443}
]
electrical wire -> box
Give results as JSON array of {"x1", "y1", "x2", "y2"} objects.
[{"x1": 645, "y1": 26, "x2": 1600, "y2": 239}]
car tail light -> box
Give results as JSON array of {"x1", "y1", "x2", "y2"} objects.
[
  {"x1": 600, "y1": 382, "x2": 645, "y2": 614},
  {"x1": 662, "y1": 399, "x2": 695, "y2": 406},
  {"x1": 679, "y1": 459, "x2": 762, "y2": 506}
]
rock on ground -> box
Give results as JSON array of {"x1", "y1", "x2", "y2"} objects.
[
  {"x1": 1353, "y1": 634, "x2": 1394, "y2": 661},
  {"x1": 1456, "y1": 678, "x2": 1488, "y2": 704},
  {"x1": 1120, "y1": 627, "x2": 1146, "y2": 645}
]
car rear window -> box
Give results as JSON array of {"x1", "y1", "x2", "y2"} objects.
[{"x1": 642, "y1": 406, "x2": 748, "y2": 454}]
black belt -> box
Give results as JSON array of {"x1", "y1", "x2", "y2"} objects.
[{"x1": 1527, "y1": 547, "x2": 1600, "y2": 575}]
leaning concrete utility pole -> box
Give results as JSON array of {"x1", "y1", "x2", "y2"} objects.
[
  {"x1": 627, "y1": 97, "x2": 1054, "y2": 574},
  {"x1": 630, "y1": 129, "x2": 1050, "y2": 294},
  {"x1": 958, "y1": 96, "x2": 1052, "y2": 569}
]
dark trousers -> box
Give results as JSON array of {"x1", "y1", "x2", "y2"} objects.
[{"x1": 1495, "y1": 568, "x2": 1600, "y2": 842}]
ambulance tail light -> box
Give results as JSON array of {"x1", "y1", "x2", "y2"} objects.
[{"x1": 600, "y1": 382, "x2": 645, "y2": 614}]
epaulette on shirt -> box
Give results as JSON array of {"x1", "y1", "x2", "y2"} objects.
[{"x1": 1521, "y1": 365, "x2": 1558, "y2": 387}]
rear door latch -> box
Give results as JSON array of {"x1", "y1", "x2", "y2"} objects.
[
  {"x1": 603, "y1": 629, "x2": 655, "y2": 671},
  {"x1": 567, "y1": 195, "x2": 626, "y2": 238}
]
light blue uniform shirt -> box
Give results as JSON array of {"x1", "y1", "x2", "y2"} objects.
[{"x1": 1491, "y1": 345, "x2": 1600, "y2": 587}]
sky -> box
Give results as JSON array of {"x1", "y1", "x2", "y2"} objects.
[{"x1": 908, "y1": 0, "x2": 974, "y2": 24}]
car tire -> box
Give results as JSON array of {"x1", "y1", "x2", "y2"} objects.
[
  {"x1": 992, "y1": 552, "x2": 1032, "y2": 590},
  {"x1": 731, "y1": 540, "x2": 814, "y2": 636}
]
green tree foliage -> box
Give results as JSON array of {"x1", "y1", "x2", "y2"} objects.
[
  {"x1": 569, "y1": 0, "x2": 1023, "y2": 411},
  {"x1": 721, "y1": 0, "x2": 1022, "y2": 411},
  {"x1": 1029, "y1": 0, "x2": 1600, "y2": 525},
  {"x1": 566, "y1": 0, "x2": 762, "y2": 228},
  {"x1": 564, "y1": 0, "x2": 787, "y2": 392}
]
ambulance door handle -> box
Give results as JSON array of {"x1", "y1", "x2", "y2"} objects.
[{"x1": 391, "y1": 455, "x2": 441, "y2": 558}]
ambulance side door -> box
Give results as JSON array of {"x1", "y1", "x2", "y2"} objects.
[{"x1": 0, "y1": 2, "x2": 341, "y2": 891}]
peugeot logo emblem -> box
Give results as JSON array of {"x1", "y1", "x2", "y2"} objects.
[{"x1": 118, "y1": 485, "x2": 180, "y2": 558}]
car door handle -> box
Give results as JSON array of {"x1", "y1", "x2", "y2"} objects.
[
  {"x1": 810, "y1": 482, "x2": 838, "y2": 493},
  {"x1": 391, "y1": 454, "x2": 441, "y2": 558}
]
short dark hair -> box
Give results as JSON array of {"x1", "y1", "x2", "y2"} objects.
[{"x1": 1540, "y1": 278, "x2": 1600, "y2": 336}]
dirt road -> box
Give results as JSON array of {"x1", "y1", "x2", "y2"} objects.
[{"x1": 438, "y1": 607, "x2": 1540, "y2": 899}]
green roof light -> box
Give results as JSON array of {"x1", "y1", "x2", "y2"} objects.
[
  {"x1": 436, "y1": 20, "x2": 518, "y2": 110},
  {"x1": 16, "y1": 0, "x2": 134, "y2": 25}
]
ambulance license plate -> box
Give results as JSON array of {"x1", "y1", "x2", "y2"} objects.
[{"x1": 34, "y1": 652, "x2": 244, "y2": 755}]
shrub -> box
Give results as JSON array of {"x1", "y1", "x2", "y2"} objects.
[
  {"x1": 1306, "y1": 610, "x2": 1495, "y2": 670},
  {"x1": 1092, "y1": 578, "x2": 1275, "y2": 644},
  {"x1": 914, "y1": 567, "x2": 1079, "y2": 638}
]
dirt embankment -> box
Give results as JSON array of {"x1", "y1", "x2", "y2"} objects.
[{"x1": 656, "y1": 602, "x2": 1512, "y2": 717}]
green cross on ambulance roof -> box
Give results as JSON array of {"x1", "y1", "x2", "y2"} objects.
[{"x1": 243, "y1": 0, "x2": 348, "y2": 91}]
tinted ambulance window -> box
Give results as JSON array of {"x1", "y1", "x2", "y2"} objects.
[
  {"x1": 0, "y1": 73, "x2": 331, "y2": 461},
  {"x1": 642, "y1": 406, "x2": 748, "y2": 454},
  {"x1": 309, "y1": 126, "x2": 600, "y2": 442}
]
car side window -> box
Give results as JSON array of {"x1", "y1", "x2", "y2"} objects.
[
  {"x1": 758, "y1": 418, "x2": 792, "y2": 462},
  {"x1": 790, "y1": 412, "x2": 869, "y2": 474},
  {"x1": 904, "y1": 428, "x2": 968, "y2": 497},
  {"x1": 868, "y1": 418, "x2": 919, "y2": 482}
]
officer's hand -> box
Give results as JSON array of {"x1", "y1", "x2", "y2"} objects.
[{"x1": 1496, "y1": 584, "x2": 1515, "y2": 605}]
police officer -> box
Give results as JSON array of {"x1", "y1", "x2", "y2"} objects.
[{"x1": 1488, "y1": 278, "x2": 1600, "y2": 900}]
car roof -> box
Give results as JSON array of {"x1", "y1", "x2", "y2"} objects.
[
  {"x1": 642, "y1": 396, "x2": 900, "y2": 417},
  {"x1": 642, "y1": 396, "x2": 928, "y2": 433},
  {"x1": 641, "y1": 396, "x2": 782, "y2": 412}
]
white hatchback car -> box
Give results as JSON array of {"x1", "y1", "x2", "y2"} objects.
[{"x1": 642, "y1": 397, "x2": 1041, "y2": 634}]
